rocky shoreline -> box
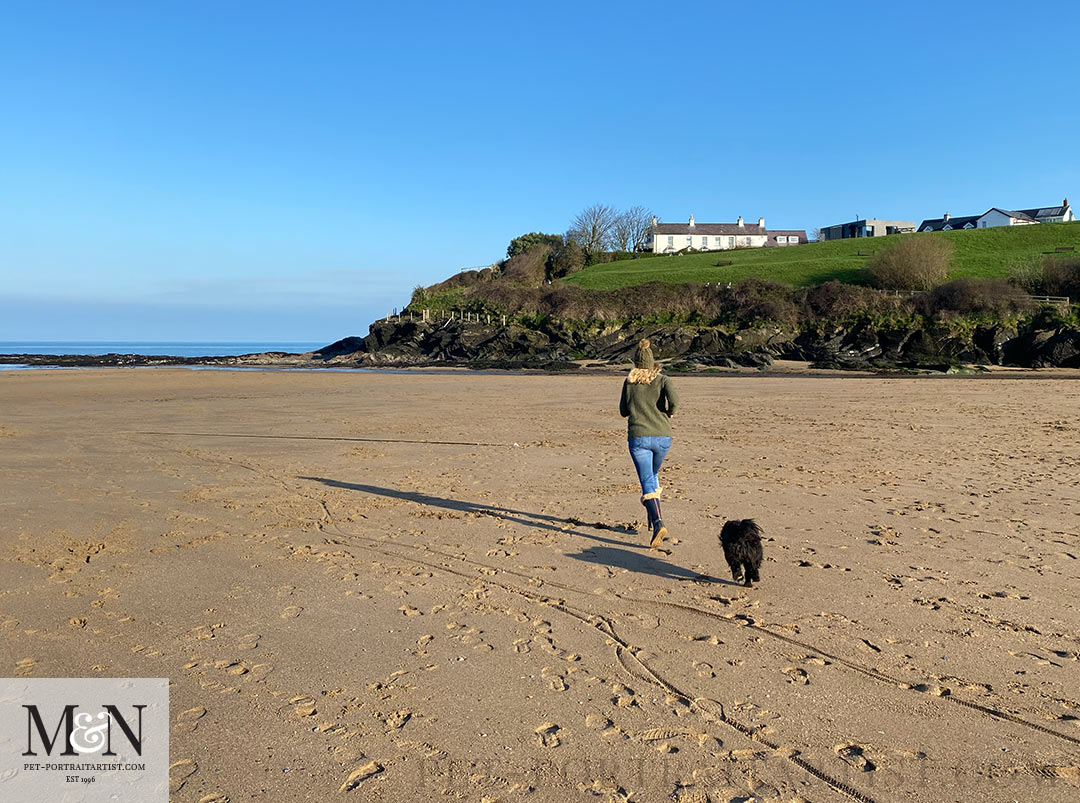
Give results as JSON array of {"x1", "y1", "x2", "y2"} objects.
[{"x1": 4, "y1": 311, "x2": 1079, "y2": 372}]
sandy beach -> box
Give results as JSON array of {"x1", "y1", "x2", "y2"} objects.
[{"x1": 1, "y1": 368, "x2": 1078, "y2": 803}]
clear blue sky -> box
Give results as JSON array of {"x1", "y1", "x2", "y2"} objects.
[{"x1": 2, "y1": 1, "x2": 1077, "y2": 342}]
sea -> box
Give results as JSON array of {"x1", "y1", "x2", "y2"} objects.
[{"x1": 0, "y1": 341, "x2": 327, "y2": 357}]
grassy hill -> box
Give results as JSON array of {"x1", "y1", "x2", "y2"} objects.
[{"x1": 564, "y1": 221, "x2": 1080, "y2": 290}]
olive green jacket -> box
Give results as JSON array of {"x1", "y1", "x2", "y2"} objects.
[{"x1": 619, "y1": 372, "x2": 678, "y2": 438}]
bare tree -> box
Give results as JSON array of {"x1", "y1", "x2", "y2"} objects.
[
  {"x1": 567, "y1": 203, "x2": 619, "y2": 255},
  {"x1": 811, "y1": 227, "x2": 826, "y2": 243},
  {"x1": 612, "y1": 205, "x2": 655, "y2": 252}
]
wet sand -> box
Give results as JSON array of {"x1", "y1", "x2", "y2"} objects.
[{"x1": 1, "y1": 368, "x2": 1078, "y2": 802}]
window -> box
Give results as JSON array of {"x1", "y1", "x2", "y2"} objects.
[
  {"x1": 687, "y1": 236, "x2": 693, "y2": 246},
  {"x1": 716, "y1": 236, "x2": 723, "y2": 247},
  {"x1": 777, "y1": 235, "x2": 788, "y2": 243},
  {"x1": 728, "y1": 236, "x2": 735, "y2": 248},
  {"x1": 744, "y1": 237, "x2": 752, "y2": 246},
  {"x1": 667, "y1": 235, "x2": 674, "y2": 246}
]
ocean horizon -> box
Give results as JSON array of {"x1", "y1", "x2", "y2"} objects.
[{"x1": 0, "y1": 341, "x2": 328, "y2": 357}]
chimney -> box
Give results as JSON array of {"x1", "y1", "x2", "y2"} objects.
[
  {"x1": 688, "y1": 214, "x2": 695, "y2": 228},
  {"x1": 1065, "y1": 198, "x2": 1070, "y2": 207},
  {"x1": 758, "y1": 217, "x2": 765, "y2": 229},
  {"x1": 943, "y1": 212, "x2": 950, "y2": 221},
  {"x1": 651, "y1": 215, "x2": 658, "y2": 227},
  {"x1": 737, "y1": 216, "x2": 744, "y2": 228}
]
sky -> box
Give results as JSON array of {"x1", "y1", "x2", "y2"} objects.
[{"x1": 2, "y1": 0, "x2": 1078, "y2": 342}]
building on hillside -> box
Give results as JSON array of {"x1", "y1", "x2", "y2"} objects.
[
  {"x1": 646, "y1": 214, "x2": 807, "y2": 253},
  {"x1": 916, "y1": 213, "x2": 981, "y2": 232},
  {"x1": 820, "y1": 219, "x2": 916, "y2": 240},
  {"x1": 765, "y1": 230, "x2": 809, "y2": 247},
  {"x1": 919, "y1": 199, "x2": 1073, "y2": 232}
]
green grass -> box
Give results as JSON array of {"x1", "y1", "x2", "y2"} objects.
[{"x1": 564, "y1": 221, "x2": 1080, "y2": 289}]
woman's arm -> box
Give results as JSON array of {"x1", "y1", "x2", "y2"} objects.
[
  {"x1": 662, "y1": 377, "x2": 679, "y2": 417},
  {"x1": 619, "y1": 380, "x2": 630, "y2": 418}
]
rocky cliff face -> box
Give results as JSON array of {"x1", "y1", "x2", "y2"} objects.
[{"x1": 315, "y1": 314, "x2": 1080, "y2": 371}]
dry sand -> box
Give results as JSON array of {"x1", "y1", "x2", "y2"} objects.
[{"x1": 1, "y1": 368, "x2": 1079, "y2": 803}]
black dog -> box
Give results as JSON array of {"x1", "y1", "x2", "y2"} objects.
[{"x1": 720, "y1": 519, "x2": 763, "y2": 587}]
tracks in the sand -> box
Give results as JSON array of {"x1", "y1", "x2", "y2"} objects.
[
  {"x1": 131, "y1": 436, "x2": 1079, "y2": 801},
  {"x1": 319, "y1": 516, "x2": 880, "y2": 803}
]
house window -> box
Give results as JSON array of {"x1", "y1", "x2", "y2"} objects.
[
  {"x1": 687, "y1": 236, "x2": 693, "y2": 246},
  {"x1": 701, "y1": 236, "x2": 709, "y2": 249},
  {"x1": 716, "y1": 236, "x2": 723, "y2": 247},
  {"x1": 667, "y1": 236, "x2": 673, "y2": 246},
  {"x1": 727, "y1": 236, "x2": 734, "y2": 248},
  {"x1": 744, "y1": 237, "x2": 752, "y2": 246}
]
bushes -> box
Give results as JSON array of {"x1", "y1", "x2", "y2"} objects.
[
  {"x1": 500, "y1": 247, "x2": 551, "y2": 286},
  {"x1": 916, "y1": 278, "x2": 1033, "y2": 317},
  {"x1": 795, "y1": 280, "x2": 898, "y2": 320},
  {"x1": 1041, "y1": 257, "x2": 1080, "y2": 298},
  {"x1": 865, "y1": 235, "x2": 954, "y2": 290},
  {"x1": 1007, "y1": 255, "x2": 1080, "y2": 298},
  {"x1": 546, "y1": 240, "x2": 586, "y2": 280},
  {"x1": 507, "y1": 232, "x2": 563, "y2": 259}
]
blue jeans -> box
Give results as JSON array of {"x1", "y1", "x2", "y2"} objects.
[{"x1": 628, "y1": 436, "x2": 671, "y2": 496}]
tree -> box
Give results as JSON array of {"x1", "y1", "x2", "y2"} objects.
[
  {"x1": 865, "y1": 235, "x2": 954, "y2": 291},
  {"x1": 507, "y1": 232, "x2": 563, "y2": 259},
  {"x1": 811, "y1": 228, "x2": 826, "y2": 243},
  {"x1": 567, "y1": 203, "x2": 619, "y2": 256},
  {"x1": 546, "y1": 240, "x2": 585, "y2": 279},
  {"x1": 612, "y1": 206, "x2": 655, "y2": 252}
]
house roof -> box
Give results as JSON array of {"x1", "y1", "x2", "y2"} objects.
[
  {"x1": 654, "y1": 222, "x2": 766, "y2": 235},
  {"x1": 764, "y1": 230, "x2": 808, "y2": 246},
  {"x1": 1017, "y1": 204, "x2": 1070, "y2": 219},
  {"x1": 917, "y1": 215, "x2": 980, "y2": 232},
  {"x1": 983, "y1": 207, "x2": 1038, "y2": 223}
]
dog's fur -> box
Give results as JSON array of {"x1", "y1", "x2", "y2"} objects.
[{"x1": 720, "y1": 519, "x2": 763, "y2": 587}]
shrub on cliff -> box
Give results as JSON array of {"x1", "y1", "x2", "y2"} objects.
[
  {"x1": 546, "y1": 240, "x2": 586, "y2": 280},
  {"x1": 500, "y1": 246, "x2": 552, "y2": 286},
  {"x1": 795, "y1": 280, "x2": 898, "y2": 320},
  {"x1": 865, "y1": 236, "x2": 954, "y2": 291},
  {"x1": 507, "y1": 232, "x2": 563, "y2": 259},
  {"x1": 1041, "y1": 257, "x2": 1080, "y2": 298},
  {"x1": 916, "y1": 278, "x2": 1033, "y2": 318}
]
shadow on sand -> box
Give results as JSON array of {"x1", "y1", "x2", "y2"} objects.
[
  {"x1": 300, "y1": 477, "x2": 733, "y2": 585},
  {"x1": 300, "y1": 477, "x2": 638, "y2": 548}
]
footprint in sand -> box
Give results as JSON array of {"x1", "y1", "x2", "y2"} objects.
[
  {"x1": 175, "y1": 706, "x2": 207, "y2": 733},
  {"x1": 198, "y1": 795, "x2": 229, "y2": 803},
  {"x1": 535, "y1": 722, "x2": 561, "y2": 748},
  {"x1": 246, "y1": 663, "x2": 274, "y2": 682},
  {"x1": 236, "y1": 633, "x2": 260, "y2": 650},
  {"x1": 340, "y1": 761, "x2": 383, "y2": 792},
  {"x1": 610, "y1": 684, "x2": 637, "y2": 708},
  {"x1": 14, "y1": 657, "x2": 37, "y2": 676},
  {"x1": 291, "y1": 696, "x2": 317, "y2": 717},
  {"x1": 692, "y1": 661, "x2": 715, "y2": 679},
  {"x1": 585, "y1": 713, "x2": 612, "y2": 730},
  {"x1": 782, "y1": 666, "x2": 810, "y2": 685},
  {"x1": 835, "y1": 743, "x2": 876, "y2": 772},
  {"x1": 281, "y1": 606, "x2": 303, "y2": 619},
  {"x1": 169, "y1": 759, "x2": 198, "y2": 793}
]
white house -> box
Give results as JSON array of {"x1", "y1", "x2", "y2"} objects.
[
  {"x1": 647, "y1": 214, "x2": 806, "y2": 253},
  {"x1": 919, "y1": 199, "x2": 1073, "y2": 232}
]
